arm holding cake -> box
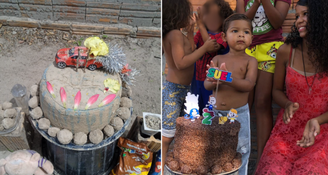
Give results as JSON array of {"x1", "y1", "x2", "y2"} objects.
[{"x1": 204, "y1": 58, "x2": 257, "y2": 92}]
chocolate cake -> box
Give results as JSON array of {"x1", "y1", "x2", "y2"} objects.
[{"x1": 167, "y1": 116, "x2": 242, "y2": 174}]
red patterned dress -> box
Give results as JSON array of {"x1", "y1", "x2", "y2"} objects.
[{"x1": 255, "y1": 49, "x2": 328, "y2": 174}]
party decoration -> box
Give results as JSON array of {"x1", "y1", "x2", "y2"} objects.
[
  {"x1": 183, "y1": 93, "x2": 200, "y2": 121},
  {"x1": 219, "y1": 116, "x2": 228, "y2": 124},
  {"x1": 122, "y1": 64, "x2": 132, "y2": 75},
  {"x1": 46, "y1": 81, "x2": 55, "y2": 98},
  {"x1": 99, "y1": 94, "x2": 116, "y2": 107},
  {"x1": 60, "y1": 87, "x2": 67, "y2": 108},
  {"x1": 202, "y1": 112, "x2": 213, "y2": 125},
  {"x1": 74, "y1": 91, "x2": 81, "y2": 111},
  {"x1": 84, "y1": 37, "x2": 109, "y2": 57},
  {"x1": 85, "y1": 94, "x2": 99, "y2": 109},
  {"x1": 104, "y1": 78, "x2": 120, "y2": 93},
  {"x1": 206, "y1": 67, "x2": 233, "y2": 82},
  {"x1": 206, "y1": 96, "x2": 217, "y2": 111},
  {"x1": 227, "y1": 109, "x2": 238, "y2": 123}
]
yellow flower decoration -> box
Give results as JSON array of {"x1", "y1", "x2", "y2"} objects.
[
  {"x1": 84, "y1": 37, "x2": 109, "y2": 57},
  {"x1": 104, "y1": 78, "x2": 120, "y2": 93}
]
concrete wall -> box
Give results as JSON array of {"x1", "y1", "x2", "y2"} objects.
[{"x1": 0, "y1": 0, "x2": 161, "y2": 27}]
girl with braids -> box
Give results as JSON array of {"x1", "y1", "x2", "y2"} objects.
[
  {"x1": 236, "y1": 0, "x2": 291, "y2": 165},
  {"x1": 256, "y1": 0, "x2": 328, "y2": 174},
  {"x1": 162, "y1": 0, "x2": 219, "y2": 168}
]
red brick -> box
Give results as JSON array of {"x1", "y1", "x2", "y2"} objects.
[
  {"x1": 72, "y1": 24, "x2": 103, "y2": 33},
  {"x1": 40, "y1": 22, "x2": 70, "y2": 31},
  {"x1": 0, "y1": 9, "x2": 20, "y2": 16},
  {"x1": 72, "y1": 31, "x2": 101, "y2": 35},
  {"x1": 103, "y1": 26, "x2": 133, "y2": 35},
  {"x1": 86, "y1": 14, "x2": 118, "y2": 24},
  {"x1": 53, "y1": 12, "x2": 85, "y2": 22},
  {"x1": 137, "y1": 27, "x2": 160, "y2": 37},
  {"x1": 0, "y1": 0, "x2": 18, "y2": 3},
  {"x1": 18, "y1": 0, "x2": 52, "y2": 5},
  {"x1": 0, "y1": 3, "x2": 19, "y2": 10},
  {"x1": 7, "y1": 19, "x2": 38, "y2": 28},
  {"x1": 86, "y1": 2, "x2": 120, "y2": 9},
  {"x1": 52, "y1": 0, "x2": 85, "y2": 7},
  {"x1": 53, "y1": 6, "x2": 85, "y2": 14},
  {"x1": 21, "y1": 11, "x2": 52, "y2": 20},
  {"x1": 19, "y1": 4, "x2": 52, "y2": 12},
  {"x1": 121, "y1": 3, "x2": 160, "y2": 12},
  {"x1": 86, "y1": 8, "x2": 119, "y2": 16}
]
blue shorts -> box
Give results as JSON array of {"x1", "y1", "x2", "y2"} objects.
[{"x1": 162, "y1": 81, "x2": 190, "y2": 138}]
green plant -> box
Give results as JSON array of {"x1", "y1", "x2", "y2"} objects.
[
  {"x1": 77, "y1": 37, "x2": 84, "y2": 46},
  {"x1": 102, "y1": 35, "x2": 108, "y2": 39}
]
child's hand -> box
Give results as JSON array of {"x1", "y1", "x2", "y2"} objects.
[
  {"x1": 283, "y1": 101, "x2": 299, "y2": 124},
  {"x1": 297, "y1": 118, "x2": 320, "y2": 147},
  {"x1": 203, "y1": 37, "x2": 219, "y2": 52},
  {"x1": 185, "y1": 19, "x2": 195, "y2": 34},
  {"x1": 206, "y1": 62, "x2": 227, "y2": 85},
  {"x1": 195, "y1": 7, "x2": 204, "y2": 27}
]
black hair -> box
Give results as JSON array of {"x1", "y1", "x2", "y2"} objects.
[
  {"x1": 162, "y1": 0, "x2": 192, "y2": 37},
  {"x1": 285, "y1": 0, "x2": 328, "y2": 73},
  {"x1": 222, "y1": 13, "x2": 253, "y2": 33}
]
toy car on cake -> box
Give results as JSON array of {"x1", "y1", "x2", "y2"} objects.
[{"x1": 55, "y1": 46, "x2": 103, "y2": 71}]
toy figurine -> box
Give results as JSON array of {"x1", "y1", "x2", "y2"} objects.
[
  {"x1": 183, "y1": 93, "x2": 200, "y2": 121},
  {"x1": 206, "y1": 96, "x2": 217, "y2": 111},
  {"x1": 227, "y1": 109, "x2": 238, "y2": 123}
]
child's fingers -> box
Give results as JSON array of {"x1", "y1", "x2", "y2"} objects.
[
  {"x1": 197, "y1": 7, "x2": 201, "y2": 16},
  {"x1": 210, "y1": 61, "x2": 215, "y2": 67}
]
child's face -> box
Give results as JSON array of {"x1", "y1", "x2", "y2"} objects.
[
  {"x1": 203, "y1": 5, "x2": 223, "y2": 33},
  {"x1": 222, "y1": 20, "x2": 253, "y2": 51},
  {"x1": 295, "y1": 5, "x2": 308, "y2": 38}
]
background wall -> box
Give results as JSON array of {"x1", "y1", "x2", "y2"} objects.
[{"x1": 0, "y1": 0, "x2": 160, "y2": 27}]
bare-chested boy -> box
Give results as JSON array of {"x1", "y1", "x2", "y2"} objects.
[
  {"x1": 162, "y1": 0, "x2": 219, "y2": 168},
  {"x1": 205, "y1": 14, "x2": 257, "y2": 175}
]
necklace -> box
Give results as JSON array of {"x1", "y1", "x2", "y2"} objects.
[{"x1": 301, "y1": 43, "x2": 317, "y2": 94}]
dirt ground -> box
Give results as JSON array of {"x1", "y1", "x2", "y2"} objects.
[{"x1": 0, "y1": 26, "x2": 161, "y2": 156}]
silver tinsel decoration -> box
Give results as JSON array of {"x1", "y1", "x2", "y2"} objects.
[
  {"x1": 120, "y1": 68, "x2": 140, "y2": 86},
  {"x1": 95, "y1": 42, "x2": 139, "y2": 86},
  {"x1": 96, "y1": 43, "x2": 127, "y2": 74}
]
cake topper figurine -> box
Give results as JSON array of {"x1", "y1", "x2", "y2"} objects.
[
  {"x1": 206, "y1": 67, "x2": 233, "y2": 83},
  {"x1": 183, "y1": 93, "x2": 200, "y2": 121},
  {"x1": 206, "y1": 96, "x2": 217, "y2": 111},
  {"x1": 227, "y1": 109, "x2": 238, "y2": 123},
  {"x1": 202, "y1": 96, "x2": 217, "y2": 125}
]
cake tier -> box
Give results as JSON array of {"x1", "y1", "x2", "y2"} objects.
[
  {"x1": 172, "y1": 116, "x2": 240, "y2": 174},
  {"x1": 40, "y1": 64, "x2": 121, "y2": 133}
]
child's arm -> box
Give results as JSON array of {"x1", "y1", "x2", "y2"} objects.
[
  {"x1": 261, "y1": 0, "x2": 290, "y2": 29},
  {"x1": 221, "y1": 58, "x2": 258, "y2": 92},
  {"x1": 236, "y1": 0, "x2": 261, "y2": 20},
  {"x1": 169, "y1": 30, "x2": 219, "y2": 70}
]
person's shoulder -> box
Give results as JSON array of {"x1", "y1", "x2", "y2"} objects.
[
  {"x1": 244, "y1": 54, "x2": 257, "y2": 62},
  {"x1": 166, "y1": 30, "x2": 183, "y2": 39},
  {"x1": 277, "y1": 43, "x2": 292, "y2": 56}
]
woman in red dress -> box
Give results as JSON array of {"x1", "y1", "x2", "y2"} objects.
[{"x1": 255, "y1": 0, "x2": 328, "y2": 174}]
